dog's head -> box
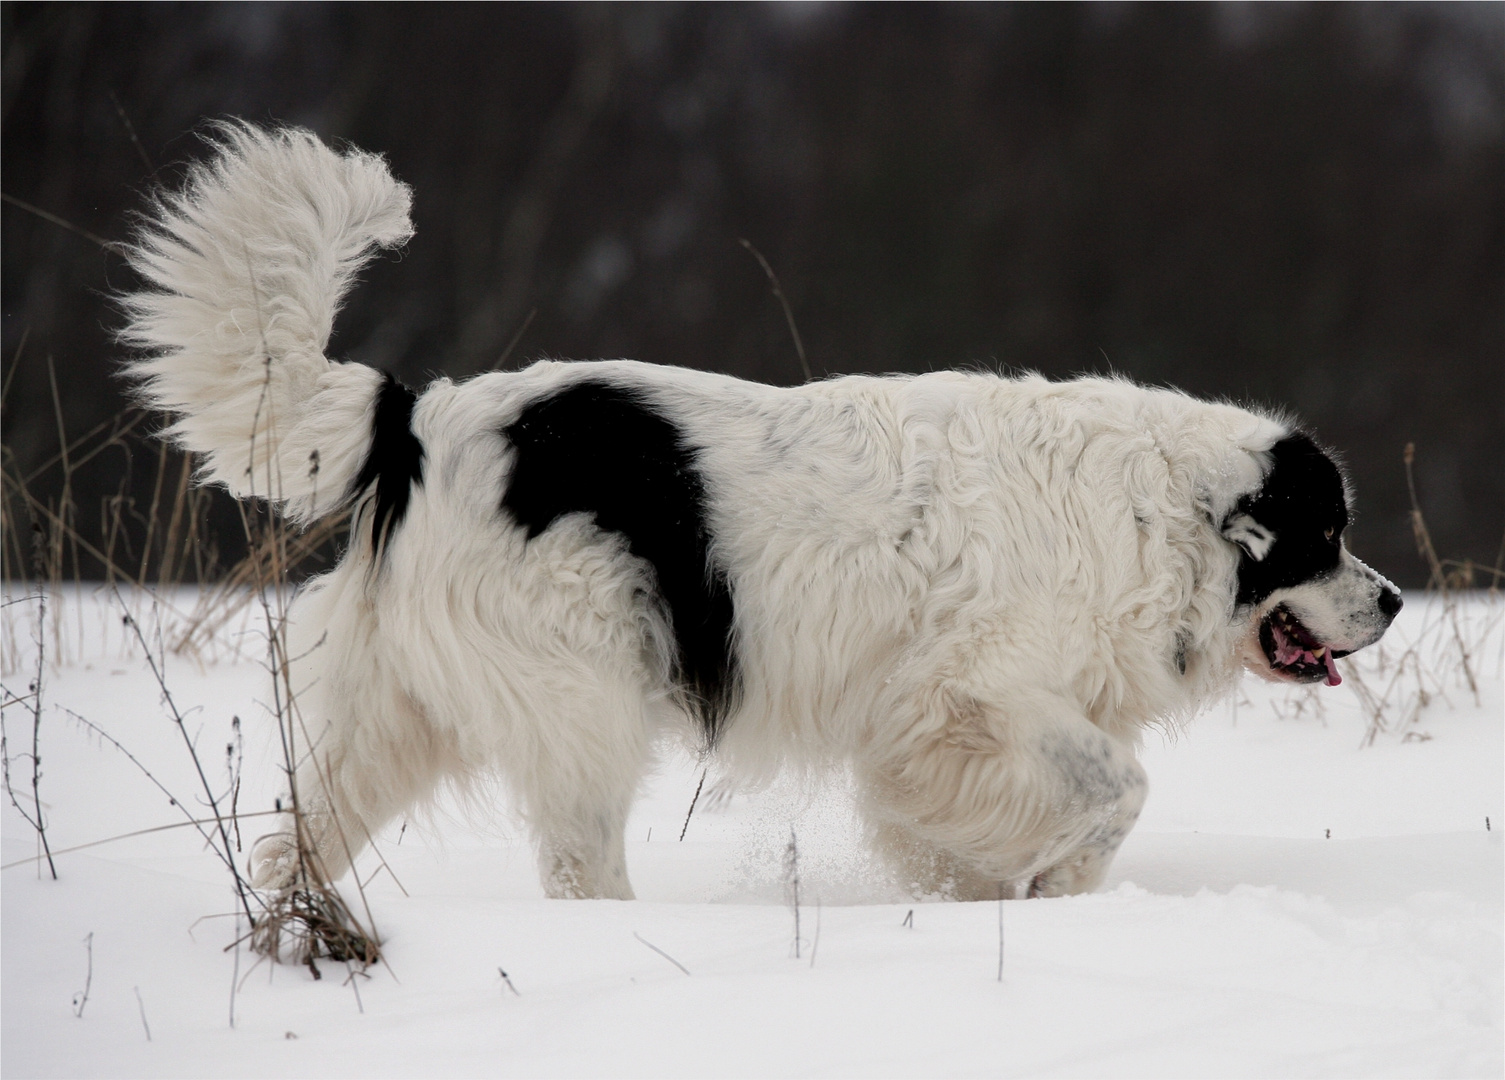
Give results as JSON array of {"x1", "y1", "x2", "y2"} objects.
[{"x1": 1223, "y1": 433, "x2": 1401, "y2": 686}]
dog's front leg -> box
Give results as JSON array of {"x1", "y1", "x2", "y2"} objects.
[
  {"x1": 861, "y1": 689, "x2": 1148, "y2": 900},
  {"x1": 1022, "y1": 755, "x2": 1147, "y2": 898}
]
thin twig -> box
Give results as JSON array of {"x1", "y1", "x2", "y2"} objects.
[
  {"x1": 22, "y1": 407, "x2": 149, "y2": 487},
  {"x1": 232, "y1": 317, "x2": 382, "y2": 971},
  {"x1": 343, "y1": 964, "x2": 366, "y2": 1014},
  {"x1": 785, "y1": 826, "x2": 801, "y2": 960},
  {"x1": 115, "y1": 594, "x2": 255, "y2": 923},
  {"x1": 228, "y1": 716, "x2": 244, "y2": 852},
  {"x1": 492, "y1": 307, "x2": 537, "y2": 371},
  {"x1": 107, "y1": 89, "x2": 156, "y2": 176},
  {"x1": 230, "y1": 909, "x2": 240, "y2": 1029},
  {"x1": 739, "y1": 237, "x2": 812, "y2": 382},
  {"x1": 1405, "y1": 443, "x2": 1478, "y2": 700},
  {"x1": 55, "y1": 702, "x2": 247, "y2": 885},
  {"x1": 2, "y1": 476, "x2": 136, "y2": 586},
  {"x1": 633, "y1": 932, "x2": 690, "y2": 976},
  {"x1": 1, "y1": 325, "x2": 27, "y2": 408},
  {"x1": 2, "y1": 554, "x2": 58, "y2": 877},
  {"x1": 1, "y1": 192, "x2": 119, "y2": 252},
  {"x1": 72, "y1": 933, "x2": 93, "y2": 1017},
  {"x1": 997, "y1": 883, "x2": 1005, "y2": 982},
  {"x1": 0, "y1": 806, "x2": 282, "y2": 870},
  {"x1": 679, "y1": 768, "x2": 706, "y2": 841},
  {"x1": 133, "y1": 986, "x2": 151, "y2": 1041}
]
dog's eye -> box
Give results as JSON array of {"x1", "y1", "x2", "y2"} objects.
[{"x1": 1324, "y1": 527, "x2": 1335, "y2": 542}]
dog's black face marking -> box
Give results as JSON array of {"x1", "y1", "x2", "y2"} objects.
[
  {"x1": 501, "y1": 381, "x2": 738, "y2": 743},
  {"x1": 1228, "y1": 434, "x2": 1348, "y2": 607},
  {"x1": 350, "y1": 372, "x2": 425, "y2": 557}
]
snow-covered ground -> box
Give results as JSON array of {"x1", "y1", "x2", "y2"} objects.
[{"x1": 3, "y1": 587, "x2": 1500, "y2": 1078}]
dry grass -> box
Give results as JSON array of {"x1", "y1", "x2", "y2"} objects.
[
  {"x1": 1336, "y1": 444, "x2": 1503, "y2": 748},
  {"x1": 1, "y1": 343, "x2": 380, "y2": 987},
  {"x1": 219, "y1": 355, "x2": 383, "y2": 974},
  {"x1": 249, "y1": 877, "x2": 381, "y2": 973}
]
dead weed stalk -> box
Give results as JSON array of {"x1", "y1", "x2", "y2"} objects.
[
  {"x1": 1, "y1": 334, "x2": 378, "y2": 983},
  {"x1": 1339, "y1": 444, "x2": 1502, "y2": 747},
  {"x1": 232, "y1": 339, "x2": 382, "y2": 973}
]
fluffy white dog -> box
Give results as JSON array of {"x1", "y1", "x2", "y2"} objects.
[{"x1": 121, "y1": 125, "x2": 1401, "y2": 901}]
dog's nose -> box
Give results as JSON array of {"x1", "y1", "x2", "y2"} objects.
[{"x1": 1378, "y1": 587, "x2": 1402, "y2": 620}]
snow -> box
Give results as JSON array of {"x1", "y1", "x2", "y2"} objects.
[{"x1": 3, "y1": 588, "x2": 1501, "y2": 1078}]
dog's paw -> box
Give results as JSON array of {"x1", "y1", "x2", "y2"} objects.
[
  {"x1": 250, "y1": 832, "x2": 300, "y2": 890},
  {"x1": 1026, "y1": 848, "x2": 1112, "y2": 898}
]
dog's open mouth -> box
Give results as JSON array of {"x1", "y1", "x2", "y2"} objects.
[{"x1": 1259, "y1": 606, "x2": 1347, "y2": 686}]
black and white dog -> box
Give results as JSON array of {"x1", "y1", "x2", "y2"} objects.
[{"x1": 122, "y1": 126, "x2": 1401, "y2": 900}]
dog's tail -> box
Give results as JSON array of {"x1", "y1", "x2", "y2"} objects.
[{"x1": 120, "y1": 123, "x2": 415, "y2": 527}]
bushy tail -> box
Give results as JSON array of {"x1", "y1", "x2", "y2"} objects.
[{"x1": 120, "y1": 122, "x2": 414, "y2": 525}]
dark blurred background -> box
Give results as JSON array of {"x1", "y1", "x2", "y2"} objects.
[{"x1": 3, "y1": 2, "x2": 1502, "y2": 587}]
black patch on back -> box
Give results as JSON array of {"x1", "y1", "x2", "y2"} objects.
[
  {"x1": 1231, "y1": 433, "x2": 1348, "y2": 606},
  {"x1": 500, "y1": 381, "x2": 738, "y2": 742},
  {"x1": 349, "y1": 371, "x2": 424, "y2": 558}
]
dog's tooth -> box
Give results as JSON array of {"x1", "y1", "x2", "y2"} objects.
[{"x1": 1313, "y1": 647, "x2": 1325, "y2": 658}]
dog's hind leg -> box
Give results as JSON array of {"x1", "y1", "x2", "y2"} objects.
[
  {"x1": 251, "y1": 584, "x2": 458, "y2": 892},
  {"x1": 511, "y1": 705, "x2": 651, "y2": 901},
  {"x1": 250, "y1": 691, "x2": 454, "y2": 893},
  {"x1": 532, "y1": 798, "x2": 636, "y2": 901},
  {"x1": 524, "y1": 745, "x2": 646, "y2": 900}
]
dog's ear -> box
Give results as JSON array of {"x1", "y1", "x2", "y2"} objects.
[{"x1": 1222, "y1": 512, "x2": 1276, "y2": 561}]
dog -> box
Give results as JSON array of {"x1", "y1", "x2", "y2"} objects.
[{"x1": 121, "y1": 124, "x2": 1401, "y2": 900}]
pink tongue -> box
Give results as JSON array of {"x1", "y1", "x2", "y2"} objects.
[
  {"x1": 1272, "y1": 625, "x2": 1305, "y2": 666},
  {"x1": 1272, "y1": 623, "x2": 1342, "y2": 686},
  {"x1": 1323, "y1": 649, "x2": 1341, "y2": 687}
]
